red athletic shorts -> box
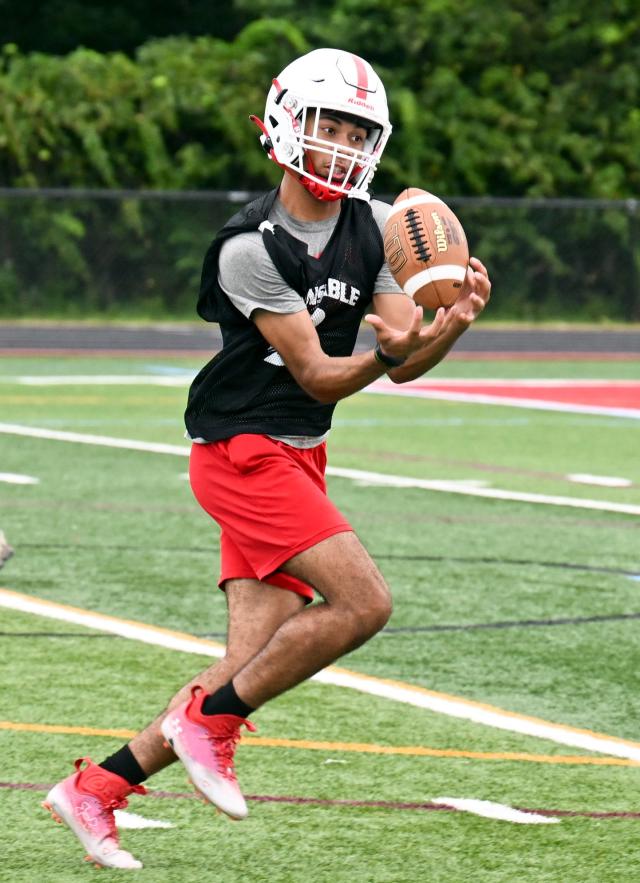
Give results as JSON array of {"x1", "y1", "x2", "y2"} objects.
[{"x1": 189, "y1": 434, "x2": 353, "y2": 602}]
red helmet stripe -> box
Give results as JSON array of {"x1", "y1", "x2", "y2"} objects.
[{"x1": 350, "y1": 54, "x2": 370, "y2": 99}]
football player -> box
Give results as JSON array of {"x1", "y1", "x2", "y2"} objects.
[{"x1": 44, "y1": 48, "x2": 490, "y2": 868}]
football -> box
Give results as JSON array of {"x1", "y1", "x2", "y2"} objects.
[{"x1": 383, "y1": 188, "x2": 469, "y2": 310}]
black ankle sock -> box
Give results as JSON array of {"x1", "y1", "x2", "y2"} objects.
[
  {"x1": 100, "y1": 745, "x2": 147, "y2": 786},
  {"x1": 201, "y1": 680, "x2": 255, "y2": 718}
]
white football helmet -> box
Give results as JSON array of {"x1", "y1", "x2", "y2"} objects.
[{"x1": 251, "y1": 48, "x2": 392, "y2": 201}]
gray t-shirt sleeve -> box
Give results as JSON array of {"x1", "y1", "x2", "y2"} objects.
[
  {"x1": 370, "y1": 199, "x2": 406, "y2": 296},
  {"x1": 218, "y1": 232, "x2": 306, "y2": 319}
]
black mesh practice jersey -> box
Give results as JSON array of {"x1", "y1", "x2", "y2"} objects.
[{"x1": 184, "y1": 189, "x2": 385, "y2": 441}]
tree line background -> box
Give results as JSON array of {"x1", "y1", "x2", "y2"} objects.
[{"x1": 0, "y1": 0, "x2": 639, "y2": 319}]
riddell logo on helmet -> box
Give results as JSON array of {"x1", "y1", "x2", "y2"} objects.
[{"x1": 347, "y1": 97, "x2": 375, "y2": 112}]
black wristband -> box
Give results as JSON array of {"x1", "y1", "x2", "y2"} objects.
[{"x1": 374, "y1": 342, "x2": 406, "y2": 368}]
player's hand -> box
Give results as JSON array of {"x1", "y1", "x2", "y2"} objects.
[
  {"x1": 364, "y1": 303, "x2": 448, "y2": 361},
  {"x1": 449, "y1": 257, "x2": 491, "y2": 327}
]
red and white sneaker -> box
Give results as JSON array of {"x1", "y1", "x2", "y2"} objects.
[
  {"x1": 43, "y1": 758, "x2": 146, "y2": 869},
  {"x1": 161, "y1": 686, "x2": 256, "y2": 820}
]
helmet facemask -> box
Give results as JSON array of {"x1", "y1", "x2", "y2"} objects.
[{"x1": 295, "y1": 107, "x2": 386, "y2": 201}]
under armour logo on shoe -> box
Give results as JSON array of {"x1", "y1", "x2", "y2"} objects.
[{"x1": 76, "y1": 798, "x2": 100, "y2": 830}]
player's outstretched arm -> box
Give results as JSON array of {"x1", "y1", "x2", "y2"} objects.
[
  {"x1": 253, "y1": 308, "x2": 383, "y2": 403},
  {"x1": 252, "y1": 305, "x2": 439, "y2": 404}
]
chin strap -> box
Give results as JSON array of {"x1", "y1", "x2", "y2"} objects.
[
  {"x1": 301, "y1": 155, "x2": 349, "y2": 202},
  {"x1": 249, "y1": 115, "x2": 348, "y2": 202},
  {"x1": 301, "y1": 178, "x2": 346, "y2": 202}
]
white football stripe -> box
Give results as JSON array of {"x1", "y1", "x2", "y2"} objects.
[
  {"x1": 431, "y1": 797, "x2": 560, "y2": 825},
  {"x1": 387, "y1": 192, "x2": 443, "y2": 216},
  {"x1": 404, "y1": 265, "x2": 467, "y2": 297}
]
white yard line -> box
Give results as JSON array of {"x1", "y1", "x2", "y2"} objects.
[
  {"x1": 114, "y1": 810, "x2": 175, "y2": 829},
  {"x1": 2, "y1": 588, "x2": 640, "y2": 762},
  {"x1": 0, "y1": 472, "x2": 39, "y2": 484},
  {"x1": 15, "y1": 375, "x2": 192, "y2": 387},
  {"x1": 8, "y1": 373, "x2": 640, "y2": 418},
  {"x1": 0, "y1": 422, "x2": 189, "y2": 456},
  {"x1": 567, "y1": 473, "x2": 632, "y2": 488},
  {"x1": 430, "y1": 797, "x2": 560, "y2": 824},
  {"x1": 327, "y1": 465, "x2": 640, "y2": 516},
  {"x1": 1, "y1": 422, "x2": 638, "y2": 515}
]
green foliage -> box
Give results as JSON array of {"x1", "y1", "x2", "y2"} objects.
[
  {"x1": 298, "y1": 0, "x2": 640, "y2": 199},
  {"x1": 0, "y1": 23, "x2": 308, "y2": 190},
  {"x1": 1, "y1": 3, "x2": 639, "y2": 319},
  {"x1": 2, "y1": 3, "x2": 640, "y2": 196}
]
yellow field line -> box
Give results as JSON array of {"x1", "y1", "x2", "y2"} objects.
[
  {"x1": 0, "y1": 721, "x2": 137, "y2": 739},
  {"x1": 1, "y1": 720, "x2": 637, "y2": 767},
  {"x1": 3, "y1": 587, "x2": 640, "y2": 761}
]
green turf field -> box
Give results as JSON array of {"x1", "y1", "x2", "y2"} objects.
[{"x1": 1, "y1": 353, "x2": 639, "y2": 882}]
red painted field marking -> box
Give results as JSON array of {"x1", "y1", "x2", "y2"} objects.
[{"x1": 366, "y1": 379, "x2": 640, "y2": 418}]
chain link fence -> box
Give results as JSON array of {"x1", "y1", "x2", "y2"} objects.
[{"x1": 1, "y1": 189, "x2": 638, "y2": 321}]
